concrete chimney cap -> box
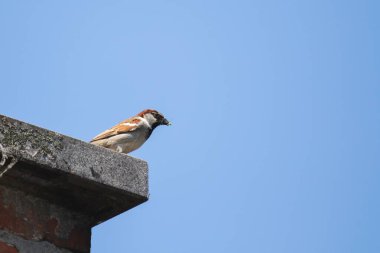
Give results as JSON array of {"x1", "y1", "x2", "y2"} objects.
[{"x1": 0, "y1": 114, "x2": 149, "y2": 225}]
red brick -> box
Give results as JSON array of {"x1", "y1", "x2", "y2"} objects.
[
  {"x1": 0, "y1": 186, "x2": 91, "y2": 253},
  {"x1": 0, "y1": 241, "x2": 18, "y2": 253}
]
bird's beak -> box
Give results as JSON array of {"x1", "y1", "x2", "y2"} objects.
[{"x1": 162, "y1": 118, "x2": 171, "y2": 126}]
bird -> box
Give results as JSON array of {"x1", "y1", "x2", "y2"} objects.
[{"x1": 90, "y1": 109, "x2": 170, "y2": 154}]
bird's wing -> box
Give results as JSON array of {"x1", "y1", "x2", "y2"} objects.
[{"x1": 90, "y1": 117, "x2": 142, "y2": 142}]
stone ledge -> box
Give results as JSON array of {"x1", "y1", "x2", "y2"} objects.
[{"x1": 0, "y1": 114, "x2": 148, "y2": 225}]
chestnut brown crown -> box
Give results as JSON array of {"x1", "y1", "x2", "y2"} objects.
[{"x1": 138, "y1": 109, "x2": 171, "y2": 127}]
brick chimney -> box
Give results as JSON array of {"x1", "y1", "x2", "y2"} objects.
[{"x1": 0, "y1": 115, "x2": 148, "y2": 253}]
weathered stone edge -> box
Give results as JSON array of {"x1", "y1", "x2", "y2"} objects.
[{"x1": 0, "y1": 114, "x2": 148, "y2": 199}]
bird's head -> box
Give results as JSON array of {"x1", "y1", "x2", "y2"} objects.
[{"x1": 138, "y1": 109, "x2": 171, "y2": 129}]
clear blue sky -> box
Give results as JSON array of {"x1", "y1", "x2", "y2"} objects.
[{"x1": 1, "y1": 1, "x2": 379, "y2": 252}]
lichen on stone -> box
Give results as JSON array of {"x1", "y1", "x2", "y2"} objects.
[{"x1": 0, "y1": 116, "x2": 64, "y2": 163}]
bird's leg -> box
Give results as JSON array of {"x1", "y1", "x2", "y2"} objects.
[{"x1": 116, "y1": 145, "x2": 123, "y2": 153}]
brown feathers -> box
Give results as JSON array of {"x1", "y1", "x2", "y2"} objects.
[{"x1": 90, "y1": 109, "x2": 170, "y2": 154}]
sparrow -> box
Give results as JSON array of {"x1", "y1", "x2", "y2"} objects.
[{"x1": 90, "y1": 109, "x2": 170, "y2": 154}]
